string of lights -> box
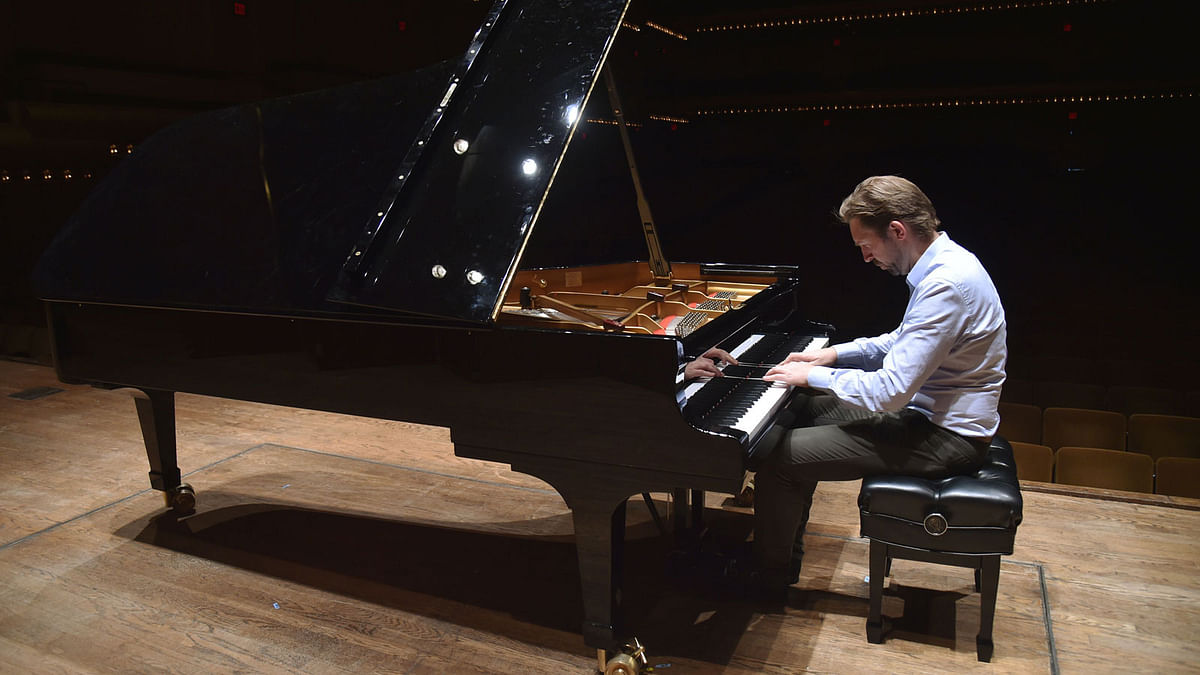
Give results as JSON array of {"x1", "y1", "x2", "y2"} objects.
[
  {"x1": 8, "y1": 90, "x2": 1191, "y2": 184},
  {"x1": 585, "y1": 115, "x2": 693, "y2": 127},
  {"x1": 697, "y1": 91, "x2": 1196, "y2": 116},
  {"x1": 643, "y1": 21, "x2": 687, "y2": 40},
  {"x1": 0, "y1": 142, "x2": 133, "y2": 185},
  {"x1": 647, "y1": 114, "x2": 690, "y2": 124},
  {"x1": 585, "y1": 118, "x2": 643, "y2": 128},
  {"x1": 1, "y1": 169, "x2": 94, "y2": 183},
  {"x1": 694, "y1": 0, "x2": 1110, "y2": 33}
]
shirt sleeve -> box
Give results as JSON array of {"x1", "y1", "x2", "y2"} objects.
[
  {"x1": 808, "y1": 278, "x2": 969, "y2": 412},
  {"x1": 831, "y1": 328, "x2": 900, "y2": 370}
]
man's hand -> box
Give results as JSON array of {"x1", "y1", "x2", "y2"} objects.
[
  {"x1": 763, "y1": 360, "x2": 815, "y2": 387},
  {"x1": 780, "y1": 346, "x2": 837, "y2": 367},
  {"x1": 684, "y1": 347, "x2": 739, "y2": 380}
]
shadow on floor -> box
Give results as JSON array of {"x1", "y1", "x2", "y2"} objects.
[{"x1": 114, "y1": 493, "x2": 842, "y2": 666}]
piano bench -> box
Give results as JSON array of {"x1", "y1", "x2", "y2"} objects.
[{"x1": 857, "y1": 436, "x2": 1023, "y2": 663}]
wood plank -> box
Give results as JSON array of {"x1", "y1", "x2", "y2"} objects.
[{"x1": 3, "y1": 360, "x2": 1200, "y2": 673}]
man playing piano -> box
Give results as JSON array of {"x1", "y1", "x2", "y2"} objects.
[{"x1": 752, "y1": 175, "x2": 1007, "y2": 594}]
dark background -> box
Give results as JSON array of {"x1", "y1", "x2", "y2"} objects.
[{"x1": 2, "y1": 0, "x2": 1197, "y2": 387}]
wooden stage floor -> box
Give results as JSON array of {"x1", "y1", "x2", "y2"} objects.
[{"x1": 2, "y1": 360, "x2": 1197, "y2": 673}]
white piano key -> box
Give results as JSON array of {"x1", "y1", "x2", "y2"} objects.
[
  {"x1": 726, "y1": 336, "x2": 830, "y2": 439},
  {"x1": 728, "y1": 333, "x2": 764, "y2": 360}
]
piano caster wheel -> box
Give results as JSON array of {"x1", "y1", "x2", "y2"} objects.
[
  {"x1": 601, "y1": 638, "x2": 647, "y2": 675},
  {"x1": 165, "y1": 483, "x2": 196, "y2": 515}
]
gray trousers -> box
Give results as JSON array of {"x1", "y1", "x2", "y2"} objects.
[{"x1": 752, "y1": 394, "x2": 991, "y2": 581}]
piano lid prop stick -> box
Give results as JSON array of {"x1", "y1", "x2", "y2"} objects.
[{"x1": 532, "y1": 293, "x2": 622, "y2": 331}]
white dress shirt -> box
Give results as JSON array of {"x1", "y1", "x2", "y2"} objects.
[{"x1": 805, "y1": 232, "x2": 1007, "y2": 438}]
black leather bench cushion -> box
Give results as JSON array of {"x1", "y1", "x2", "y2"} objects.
[{"x1": 859, "y1": 437, "x2": 1023, "y2": 555}]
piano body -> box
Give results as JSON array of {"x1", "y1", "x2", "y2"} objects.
[{"x1": 33, "y1": 0, "x2": 830, "y2": 662}]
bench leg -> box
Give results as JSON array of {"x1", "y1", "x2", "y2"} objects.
[
  {"x1": 866, "y1": 539, "x2": 887, "y2": 643},
  {"x1": 976, "y1": 554, "x2": 1000, "y2": 662}
]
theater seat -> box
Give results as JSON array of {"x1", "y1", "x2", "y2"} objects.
[
  {"x1": 1128, "y1": 414, "x2": 1200, "y2": 461},
  {"x1": 998, "y1": 402, "x2": 1042, "y2": 444},
  {"x1": 1155, "y1": 457, "x2": 1200, "y2": 499},
  {"x1": 1055, "y1": 446, "x2": 1153, "y2": 493},
  {"x1": 1009, "y1": 441, "x2": 1053, "y2": 482},
  {"x1": 1042, "y1": 407, "x2": 1126, "y2": 452}
]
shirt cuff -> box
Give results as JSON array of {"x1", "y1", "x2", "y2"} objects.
[
  {"x1": 806, "y1": 365, "x2": 835, "y2": 391},
  {"x1": 832, "y1": 342, "x2": 861, "y2": 364}
]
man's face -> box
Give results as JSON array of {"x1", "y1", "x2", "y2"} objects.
[{"x1": 849, "y1": 217, "x2": 905, "y2": 276}]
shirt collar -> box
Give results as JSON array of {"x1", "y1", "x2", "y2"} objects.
[{"x1": 906, "y1": 231, "x2": 950, "y2": 290}]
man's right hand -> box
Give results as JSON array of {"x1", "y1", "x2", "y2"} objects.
[{"x1": 780, "y1": 347, "x2": 837, "y2": 367}]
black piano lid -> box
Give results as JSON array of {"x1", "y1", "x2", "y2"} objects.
[{"x1": 34, "y1": 0, "x2": 632, "y2": 324}]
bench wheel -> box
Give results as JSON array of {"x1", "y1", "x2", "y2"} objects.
[{"x1": 166, "y1": 483, "x2": 196, "y2": 515}]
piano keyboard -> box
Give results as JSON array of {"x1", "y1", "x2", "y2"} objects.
[{"x1": 680, "y1": 332, "x2": 830, "y2": 447}]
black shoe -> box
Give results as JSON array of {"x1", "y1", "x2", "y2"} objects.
[
  {"x1": 787, "y1": 558, "x2": 803, "y2": 585},
  {"x1": 744, "y1": 568, "x2": 792, "y2": 610}
]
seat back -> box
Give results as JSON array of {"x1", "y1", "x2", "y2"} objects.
[
  {"x1": 1029, "y1": 357, "x2": 1100, "y2": 385},
  {"x1": 1103, "y1": 386, "x2": 1189, "y2": 417},
  {"x1": 1000, "y1": 378, "x2": 1034, "y2": 404},
  {"x1": 1042, "y1": 407, "x2": 1126, "y2": 452},
  {"x1": 1009, "y1": 441, "x2": 1053, "y2": 482},
  {"x1": 1128, "y1": 414, "x2": 1200, "y2": 461},
  {"x1": 1155, "y1": 457, "x2": 1200, "y2": 499},
  {"x1": 1055, "y1": 446, "x2": 1153, "y2": 493},
  {"x1": 998, "y1": 402, "x2": 1042, "y2": 444},
  {"x1": 1034, "y1": 381, "x2": 1106, "y2": 410}
]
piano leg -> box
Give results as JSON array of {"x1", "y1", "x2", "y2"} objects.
[
  {"x1": 454, "y1": 446, "x2": 679, "y2": 656},
  {"x1": 671, "y1": 488, "x2": 689, "y2": 532},
  {"x1": 690, "y1": 489, "x2": 706, "y2": 531},
  {"x1": 670, "y1": 488, "x2": 707, "y2": 549},
  {"x1": 570, "y1": 493, "x2": 628, "y2": 651},
  {"x1": 480, "y1": 457, "x2": 635, "y2": 652},
  {"x1": 132, "y1": 388, "x2": 194, "y2": 514}
]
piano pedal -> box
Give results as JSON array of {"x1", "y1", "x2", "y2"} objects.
[
  {"x1": 666, "y1": 536, "x2": 705, "y2": 577},
  {"x1": 732, "y1": 485, "x2": 754, "y2": 508},
  {"x1": 732, "y1": 472, "x2": 755, "y2": 507}
]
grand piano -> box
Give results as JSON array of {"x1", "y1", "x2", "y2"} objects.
[{"x1": 33, "y1": 0, "x2": 830, "y2": 669}]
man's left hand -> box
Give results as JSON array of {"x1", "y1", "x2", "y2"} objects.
[{"x1": 764, "y1": 360, "x2": 814, "y2": 387}]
